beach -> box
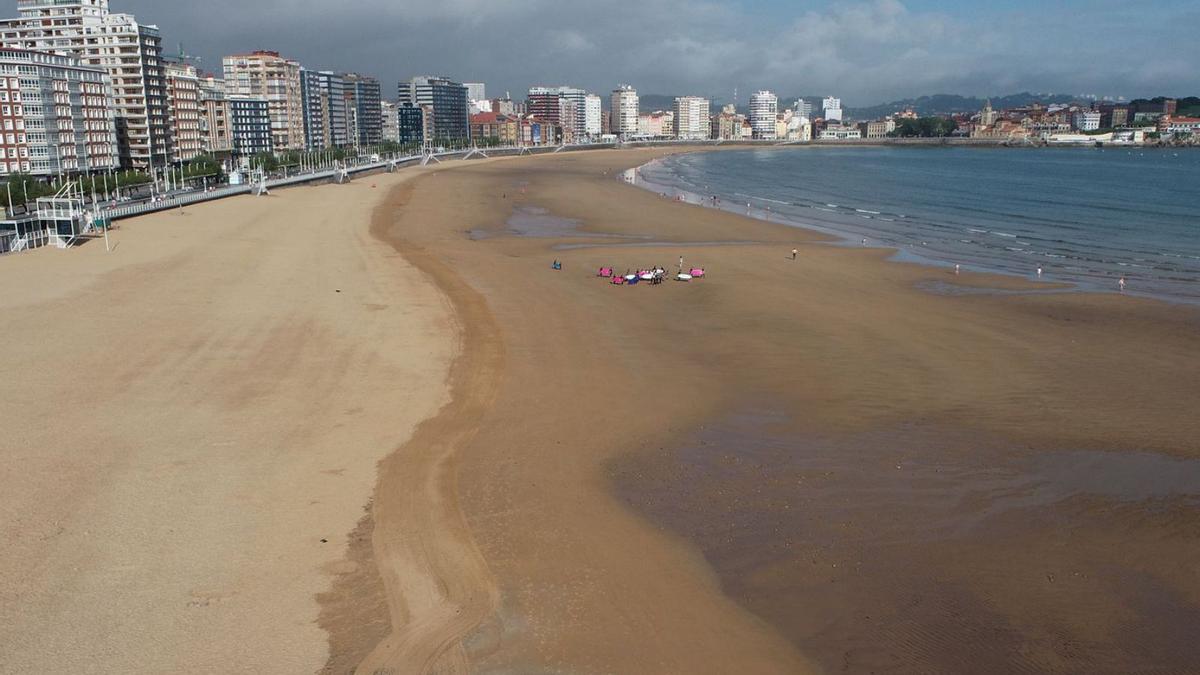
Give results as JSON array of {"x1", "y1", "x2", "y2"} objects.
[{"x1": 2, "y1": 147, "x2": 1199, "y2": 673}]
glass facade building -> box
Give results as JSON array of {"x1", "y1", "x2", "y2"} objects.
[
  {"x1": 397, "y1": 76, "x2": 469, "y2": 144},
  {"x1": 229, "y1": 97, "x2": 272, "y2": 157},
  {"x1": 396, "y1": 103, "x2": 423, "y2": 145}
]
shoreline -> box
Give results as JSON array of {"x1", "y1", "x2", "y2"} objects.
[{"x1": 630, "y1": 147, "x2": 1200, "y2": 306}]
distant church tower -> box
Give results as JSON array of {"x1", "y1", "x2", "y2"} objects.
[{"x1": 981, "y1": 100, "x2": 998, "y2": 127}]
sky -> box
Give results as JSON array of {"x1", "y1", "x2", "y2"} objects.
[{"x1": 110, "y1": 0, "x2": 1200, "y2": 106}]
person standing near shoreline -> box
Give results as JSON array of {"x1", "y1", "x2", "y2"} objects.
[{"x1": 792, "y1": 249, "x2": 798, "y2": 260}]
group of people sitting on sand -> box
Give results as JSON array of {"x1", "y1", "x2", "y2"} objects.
[{"x1": 596, "y1": 265, "x2": 706, "y2": 285}]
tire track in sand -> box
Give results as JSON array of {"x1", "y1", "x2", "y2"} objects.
[{"x1": 355, "y1": 178, "x2": 504, "y2": 674}]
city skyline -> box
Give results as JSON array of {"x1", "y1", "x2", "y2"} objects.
[{"x1": 110, "y1": 0, "x2": 1200, "y2": 105}]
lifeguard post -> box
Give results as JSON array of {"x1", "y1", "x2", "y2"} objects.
[{"x1": 36, "y1": 181, "x2": 91, "y2": 248}]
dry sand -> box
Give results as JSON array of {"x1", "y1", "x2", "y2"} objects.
[{"x1": 0, "y1": 174, "x2": 455, "y2": 672}]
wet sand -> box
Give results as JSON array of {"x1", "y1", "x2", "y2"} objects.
[{"x1": 367, "y1": 148, "x2": 1200, "y2": 673}]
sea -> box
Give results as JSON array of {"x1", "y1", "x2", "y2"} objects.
[{"x1": 636, "y1": 146, "x2": 1200, "y2": 303}]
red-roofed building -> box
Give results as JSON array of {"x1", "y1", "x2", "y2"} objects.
[
  {"x1": 1159, "y1": 116, "x2": 1200, "y2": 136},
  {"x1": 470, "y1": 112, "x2": 518, "y2": 145}
]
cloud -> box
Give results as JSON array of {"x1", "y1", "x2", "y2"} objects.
[
  {"x1": 116, "y1": 0, "x2": 1198, "y2": 104},
  {"x1": 549, "y1": 29, "x2": 594, "y2": 53}
]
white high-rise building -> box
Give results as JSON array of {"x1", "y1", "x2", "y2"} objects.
[
  {"x1": 1074, "y1": 111, "x2": 1101, "y2": 132},
  {"x1": 381, "y1": 100, "x2": 399, "y2": 142},
  {"x1": 585, "y1": 94, "x2": 602, "y2": 137},
  {"x1": 0, "y1": 0, "x2": 172, "y2": 170},
  {"x1": 823, "y1": 96, "x2": 843, "y2": 122},
  {"x1": 749, "y1": 90, "x2": 778, "y2": 139},
  {"x1": 673, "y1": 96, "x2": 711, "y2": 140},
  {"x1": 611, "y1": 84, "x2": 639, "y2": 137},
  {"x1": 795, "y1": 99, "x2": 814, "y2": 118},
  {"x1": 465, "y1": 82, "x2": 488, "y2": 115}
]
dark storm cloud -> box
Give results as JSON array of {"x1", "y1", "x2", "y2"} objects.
[{"x1": 115, "y1": 0, "x2": 1199, "y2": 104}]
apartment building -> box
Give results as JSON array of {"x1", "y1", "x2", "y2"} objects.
[
  {"x1": 750, "y1": 90, "x2": 778, "y2": 139},
  {"x1": 822, "y1": 96, "x2": 843, "y2": 122},
  {"x1": 610, "y1": 85, "x2": 638, "y2": 137},
  {"x1": 396, "y1": 103, "x2": 423, "y2": 145},
  {"x1": 223, "y1": 51, "x2": 305, "y2": 151},
  {"x1": 165, "y1": 62, "x2": 201, "y2": 162},
  {"x1": 381, "y1": 100, "x2": 398, "y2": 143},
  {"x1": 300, "y1": 70, "x2": 348, "y2": 150},
  {"x1": 527, "y1": 86, "x2": 588, "y2": 142},
  {"x1": 858, "y1": 119, "x2": 891, "y2": 139},
  {"x1": 469, "y1": 112, "x2": 519, "y2": 145},
  {"x1": 637, "y1": 110, "x2": 673, "y2": 138},
  {"x1": 0, "y1": 0, "x2": 172, "y2": 169},
  {"x1": 229, "y1": 97, "x2": 272, "y2": 157},
  {"x1": 0, "y1": 46, "x2": 118, "y2": 176},
  {"x1": 585, "y1": 94, "x2": 602, "y2": 138},
  {"x1": 344, "y1": 73, "x2": 381, "y2": 147},
  {"x1": 397, "y1": 76, "x2": 469, "y2": 144},
  {"x1": 198, "y1": 74, "x2": 232, "y2": 155},
  {"x1": 673, "y1": 96, "x2": 710, "y2": 140}
]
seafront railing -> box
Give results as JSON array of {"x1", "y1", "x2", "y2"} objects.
[
  {"x1": 89, "y1": 144, "x2": 614, "y2": 226},
  {"x1": 9, "y1": 137, "x2": 981, "y2": 249}
]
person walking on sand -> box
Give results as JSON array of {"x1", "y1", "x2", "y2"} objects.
[
  {"x1": 1119, "y1": 276, "x2": 1126, "y2": 292},
  {"x1": 1037, "y1": 266, "x2": 1043, "y2": 278},
  {"x1": 862, "y1": 237, "x2": 868, "y2": 246},
  {"x1": 955, "y1": 263, "x2": 960, "y2": 275},
  {"x1": 792, "y1": 248, "x2": 798, "y2": 260}
]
